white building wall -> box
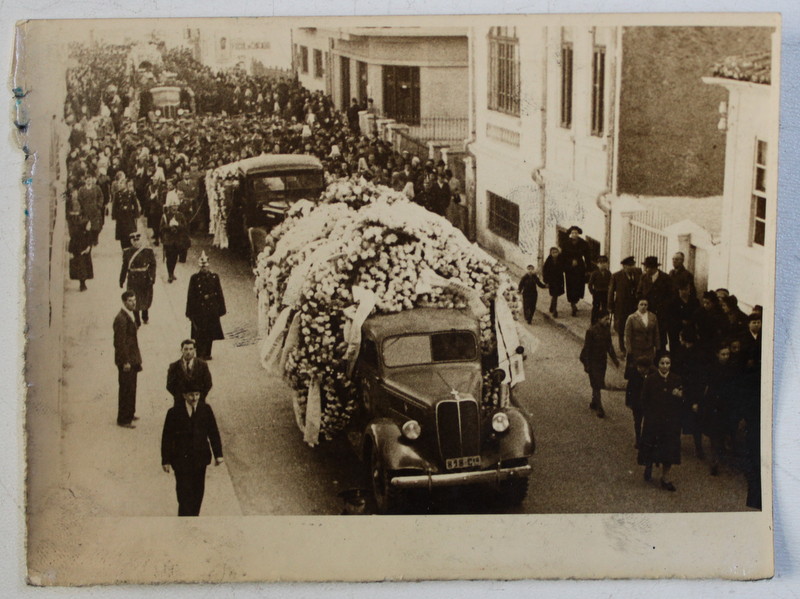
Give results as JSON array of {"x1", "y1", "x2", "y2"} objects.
[
  {"x1": 470, "y1": 24, "x2": 546, "y2": 269},
  {"x1": 470, "y1": 24, "x2": 617, "y2": 271},
  {"x1": 293, "y1": 29, "x2": 330, "y2": 94},
  {"x1": 707, "y1": 81, "x2": 773, "y2": 309}
]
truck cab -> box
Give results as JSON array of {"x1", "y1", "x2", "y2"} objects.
[
  {"x1": 225, "y1": 154, "x2": 324, "y2": 261},
  {"x1": 352, "y1": 308, "x2": 534, "y2": 513}
]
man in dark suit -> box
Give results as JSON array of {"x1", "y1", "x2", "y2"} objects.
[
  {"x1": 161, "y1": 383, "x2": 224, "y2": 516},
  {"x1": 167, "y1": 339, "x2": 213, "y2": 406},
  {"x1": 113, "y1": 290, "x2": 142, "y2": 428},
  {"x1": 607, "y1": 256, "x2": 642, "y2": 354}
]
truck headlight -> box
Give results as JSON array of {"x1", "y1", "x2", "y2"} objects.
[
  {"x1": 401, "y1": 420, "x2": 421, "y2": 440},
  {"x1": 492, "y1": 412, "x2": 510, "y2": 433}
]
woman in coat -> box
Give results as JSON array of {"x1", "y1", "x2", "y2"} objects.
[
  {"x1": 559, "y1": 225, "x2": 591, "y2": 316},
  {"x1": 542, "y1": 247, "x2": 565, "y2": 318},
  {"x1": 638, "y1": 351, "x2": 683, "y2": 491},
  {"x1": 68, "y1": 215, "x2": 93, "y2": 291},
  {"x1": 624, "y1": 298, "x2": 660, "y2": 379}
]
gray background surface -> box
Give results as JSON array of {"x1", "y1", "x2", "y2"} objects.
[{"x1": 2, "y1": 1, "x2": 798, "y2": 596}]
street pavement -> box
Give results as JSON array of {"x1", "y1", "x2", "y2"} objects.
[{"x1": 57, "y1": 215, "x2": 752, "y2": 518}]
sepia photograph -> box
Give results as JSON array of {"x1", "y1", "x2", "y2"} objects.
[{"x1": 13, "y1": 7, "x2": 783, "y2": 588}]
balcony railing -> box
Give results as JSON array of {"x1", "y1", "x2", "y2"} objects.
[{"x1": 391, "y1": 115, "x2": 469, "y2": 142}]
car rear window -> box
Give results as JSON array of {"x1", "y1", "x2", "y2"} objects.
[{"x1": 382, "y1": 331, "x2": 476, "y2": 367}]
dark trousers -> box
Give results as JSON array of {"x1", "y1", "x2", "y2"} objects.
[
  {"x1": 133, "y1": 309, "x2": 149, "y2": 326},
  {"x1": 549, "y1": 296, "x2": 559, "y2": 315},
  {"x1": 522, "y1": 295, "x2": 537, "y2": 324},
  {"x1": 117, "y1": 368, "x2": 137, "y2": 424},
  {"x1": 590, "y1": 291, "x2": 608, "y2": 324},
  {"x1": 175, "y1": 467, "x2": 207, "y2": 516},
  {"x1": 195, "y1": 334, "x2": 214, "y2": 359},
  {"x1": 165, "y1": 246, "x2": 179, "y2": 278},
  {"x1": 631, "y1": 407, "x2": 643, "y2": 447}
]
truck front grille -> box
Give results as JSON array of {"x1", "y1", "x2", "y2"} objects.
[{"x1": 436, "y1": 398, "x2": 480, "y2": 464}]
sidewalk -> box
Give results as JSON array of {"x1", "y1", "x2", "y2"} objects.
[
  {"x1": 499, "y1": 257, "x2": 629, "y2": 390},
  {"x1": 59, "y1": 215, "x2": 242, "y2": 517}
]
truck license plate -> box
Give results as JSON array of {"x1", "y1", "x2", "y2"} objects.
[{"x1": 446, "y1": 456, "x2": 481, "y2": 470}]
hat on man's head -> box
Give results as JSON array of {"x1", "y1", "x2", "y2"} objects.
[
  {"x1": 198, "y1": 251, "x2": 209, "y2": 267},
  {"x1": 642, "y1": 256, "x2": 660, "y2": 268},
  {"x1": 621, "y1": 256, "x2": 636, "y2": 266},
  {"x1": 567, "y1": 225, "x2": 583, "y2": 235}
]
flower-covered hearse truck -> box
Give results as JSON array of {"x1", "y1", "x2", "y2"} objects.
[
  {"x1": 254, "y1": 178, "x2": 536, "y2": 514},
  {"x1": 206, "y1": 154, "x2": 324, "y2": 260},
  {"x1": 351, "y1": 308, "x2": 534, "y2": 514}
]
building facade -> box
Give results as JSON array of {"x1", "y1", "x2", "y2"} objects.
[
  {"x1": 468, "y1": 23, "x2": 773, "y2": 289},
  {"x1": 292, "y1": 27, "x2": 469, "y2": 147},
  {"x1": 703, "y1": 49, "x2": 776, "y2": 309}
]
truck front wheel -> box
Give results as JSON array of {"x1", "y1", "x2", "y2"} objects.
[{"x1": 370, "y1": 446, "x2": 404, "y2": 514}]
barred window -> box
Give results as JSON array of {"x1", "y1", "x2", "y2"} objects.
[
  {"x1": 313, "y1": 49, "x2": 324, "y2": 78},
  {"x1": 560, "y1": 43, "x2": 573, "y2": 128},
  {"x1": 488, "y1": 192, "x2": 519, "y2": 244},
  {"x1": 488, "y1": 27, "x2": 520, "y2": 116},
  {"x1": 751, "y1": 140, "x2": 768, "y2": 246},
  {"x1": 300, "y1": 46, "x2": 309, "y2": 74},
  {"x1": 591, "y1": 46, "x2": 606, "y2": 137}
]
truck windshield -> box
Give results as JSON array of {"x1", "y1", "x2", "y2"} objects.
[
  {"x1": 251, "y1": 172, "x2": 323, "y2": 200},
  {"x1": 382, "y1": 331, "x2": 477, "y2": 367}
]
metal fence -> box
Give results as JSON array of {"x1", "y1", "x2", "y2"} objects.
[
  {"x1": 629, "y1": 209, "x2": 671, "y2": 268},
  {"x1": 392, "y1": 116, "x2": 469, "y2": 142}
]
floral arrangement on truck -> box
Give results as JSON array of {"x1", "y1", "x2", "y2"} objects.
[{"x1": 254, "y1": 178, "x2": 526, "y2": 447}]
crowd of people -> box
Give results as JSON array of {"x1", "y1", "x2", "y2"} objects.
[
  {"x1": 526, "y1": 230, "x2": 762, "y2": 506},
  {"x1": 65, "y1": 40, "x2": 761, "y2": 512}
]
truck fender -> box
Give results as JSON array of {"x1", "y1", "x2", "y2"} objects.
[
  {"x1": 361, "y1": 418, "x2": 428, "y2": 473},
  {"x1": 495, "y1": 407, "x2": 535, "y2": 460}
]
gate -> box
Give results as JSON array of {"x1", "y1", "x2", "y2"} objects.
[{"x1": 628, "y1": 209, "x2": 670, "y2": 268}]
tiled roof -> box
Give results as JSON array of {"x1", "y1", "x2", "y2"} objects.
[{"x1": 711, "y1": 52, "x2": 771, "y2": 84}]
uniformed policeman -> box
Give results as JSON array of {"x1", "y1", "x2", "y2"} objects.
[
  {"x1": 120, "y1": 232, "x2": 157, "y2": 326},
  {"x1": 185, "y1": 251, "x2": 226, "y2": 360}
]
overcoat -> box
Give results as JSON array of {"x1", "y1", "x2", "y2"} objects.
[
  {"x1": 608, "y1": 268, "x2": 643, "y2": 336},
  {"x1": 560, "y1": 237, "x2": 590, "y2": 303},
  {"x1": 186, "y1": 270, "x2": 227, "y2": 341},
  {"x1": 637, "y1": 371, "x2": 683, "y2": 466},
  {"x1": 624, "y1": 311, "x2": 660, "y2": 368},
  {"x1": 77, "y1": 184, "x2": 104, "y2": 233},
  {"x1": 120, "y1": 247, "x2": 156, "y2": 310},
  {"x1": 68, "y1": 228, "x2": 94, "y2": 281},
  {"x1": 113, "y1": 188, "x2": 140, "y2": 241},
  {"x1": 542, "y1": 255, "x2": 565, "y2": 298},
  {"x1": 579, "y1": 322, "x2": 618, "y2": 390}
]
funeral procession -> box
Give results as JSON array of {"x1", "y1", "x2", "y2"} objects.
[{"x1": 40, "y1": 20, "x2": 771, "y2": 517}]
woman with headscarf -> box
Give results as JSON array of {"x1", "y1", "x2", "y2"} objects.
[{"x1": 638, "y1": 351, "x2": 683, "y2": 491}]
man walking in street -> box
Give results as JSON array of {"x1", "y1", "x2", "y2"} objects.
[
  {"x1": 579, "y1": 310, "x2": 620, "y2": 419},
  {"x1": 113, "y1": 290, "x2": 142, "y2": 429},
  {"x1": 668, "y1": 251, "x2": 695, "y2": 298},
  {"x1": 607, "y1": 256, "x2": 641, "y2": 354},
  {"x1": 167, "y1": 339, "x2": 213, "y2": 406},
  {"x1": 119, "y1": 232, "x2": 156, "y2": 326},
  {"x1": 186, "y1": 251, "x2": 227, "y2": 360},
  {"x1": 161, "y1": 383, "x2": 224, "y2": 517},
  {"x1": 588, "y1": 255, "x2": 611, "y2": 324}
]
